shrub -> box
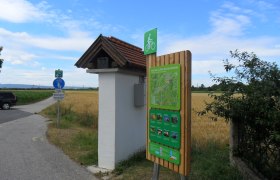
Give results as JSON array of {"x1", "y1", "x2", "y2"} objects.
[{"x1": 199, "y1": 50, "x2": 280, "y2": 179}]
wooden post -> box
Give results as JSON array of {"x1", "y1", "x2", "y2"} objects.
[{"x1": 229, "y1": 120, "x2": 238, "y2": 165}]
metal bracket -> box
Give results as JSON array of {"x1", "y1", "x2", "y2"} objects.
[{"x1": 152, "y1": 163, "x2": 160, "y2": 180}]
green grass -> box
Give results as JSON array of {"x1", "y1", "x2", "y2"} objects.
[
  {"x1": 41, "y1": 93, "x2": 241, "y2": 179},
  {"x1": 11, "y1": 90, "x2": 53, "y2": 105},
  {"x1": 72, "y1": 133, "x2": 98, "y2": 165},
  {"x1": 111, "y1": 142, "x2": 242, "y2": 180},
  {"x1": 189, "y1": 143, "x2": 242, "y2": 180},
  {"x1": 113, "y1": 151, "x2": 146, "y2": 175}
]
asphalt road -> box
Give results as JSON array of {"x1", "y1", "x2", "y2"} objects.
[
  {"x1": 0, "y1": 109, "x2": 32, "y2": 124},
  {"x1": 0, "y1": 98, "x2": 96, "y2": 180}
]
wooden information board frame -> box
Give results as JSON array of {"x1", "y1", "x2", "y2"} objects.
[{"x1": 146, "y1": 50, "x2": 191, "y2": 176}]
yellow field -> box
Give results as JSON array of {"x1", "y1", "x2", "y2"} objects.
[
  {"x1": 61, "y1": 91, "x2": 99, "y2": 115},
  {"x1": 191, "y1": 93, "x2": 229, "y2": 147},
  {"x1": 61, "y1": 91, "x2": 229, "y2": 147}
]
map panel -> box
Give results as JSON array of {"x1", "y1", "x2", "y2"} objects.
[{"x1": 149, "y1": 64, "x2": 181, "y2": 110}]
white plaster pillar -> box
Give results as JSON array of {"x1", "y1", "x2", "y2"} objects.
[{"x1": 97, "y1": 70, "x2": 146, "y2": 170}]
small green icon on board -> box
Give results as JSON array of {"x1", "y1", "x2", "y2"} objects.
[{"x1": 144, "y1": 28, "x2": 157, "y2": 55}]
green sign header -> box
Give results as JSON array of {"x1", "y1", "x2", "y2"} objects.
[{"x1": 144, "y1": 28, "x2": 157, "y2": 55}]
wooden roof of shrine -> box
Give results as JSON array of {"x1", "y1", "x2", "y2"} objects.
[{"x1": 75, "y1": 34, "x2": 146, "y2": 71}]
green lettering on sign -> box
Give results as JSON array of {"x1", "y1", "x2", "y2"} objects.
[
  {"x1": 149, "y1": 142, "x2": 180, "y2": 165},
  {"x1": 144, "y1": 28, "x2": 157, "y2": 55}
]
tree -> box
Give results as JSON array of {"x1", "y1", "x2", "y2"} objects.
[
  {"x1": 200, "y1": 84, "x2": 205, "y2": 89},
  {"x1": 0, "y1": 59, "x2": 3, "y2": 68},
  {"x1": 0, "y1": 46, "x2": 3, "y2": 69},
  {"x1": 199, "y1": 50, "x2": 280, "y2": 178},
  {"x1": 200, "y1": 50, "x2": 280, "y2": 122}
]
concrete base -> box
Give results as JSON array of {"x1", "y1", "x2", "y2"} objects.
[{"x1": 87, "y1": 165, "x2": 112, "y2": 174}]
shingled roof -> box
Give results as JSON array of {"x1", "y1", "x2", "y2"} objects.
[{"x1": 75, "y1": 34, "x2": 146, "y2": 71}]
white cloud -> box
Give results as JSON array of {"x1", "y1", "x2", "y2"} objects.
[
  {"x1": 192, "y1": 60, "x2": 225, "y2": 75},
  {"x1": 0, "y1": 0, "x2": 52, "y2": 23},
  {"x1": 210, "y1": 3, "x2": 251, "y2": 36},
  {"x1": 165, "y1": 35, "x2": 280, "y2": 59},
  {"x1": 2, "y1": 48, "x2": 38, "y2": 65},
  {"x1": 0, "y1": 66, "x2": 98, "y2": 87},
  {"x1": 0, "y1": 27, "x2": 94, "y2": 51},
  {"x1": 161, "y1": 2, "x2": 280, "y2": 86},
  {"x1": 164, "y1": 1, "x2": 280, "y2": 61}
]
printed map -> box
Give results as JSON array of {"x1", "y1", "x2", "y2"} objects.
[{"x1": 149, "y1": 64, "x2": 181, "y2": 110}]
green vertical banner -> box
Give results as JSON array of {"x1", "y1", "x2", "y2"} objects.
[{"x1": 144, "y1": 28, "x2": 157, "y2": 55}]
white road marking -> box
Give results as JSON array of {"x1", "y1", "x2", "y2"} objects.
[{"x1": 32, "y1": 137, "x2": 44, "y2": 142}]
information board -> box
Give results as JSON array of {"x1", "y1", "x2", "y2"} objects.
[
  {"x1": 146, "y1": 50, "x2": 192, "y2": 176},
  {"x1": 149, "y1": 64, "x2": 181, "y2": 110},
  {"x1": 149, "y1": 109, "x2": 181, "y2": 149}
]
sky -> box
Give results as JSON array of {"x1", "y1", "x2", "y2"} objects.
[{"x1": 0, "y1": 0, "x2": 279, "y2": 87}]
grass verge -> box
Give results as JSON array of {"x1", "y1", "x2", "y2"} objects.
[
  {"x1": 41, "y1": 92, "x2": 241, "y2": 179},
  {"x1": 11, "y1": 90, "x2": 53, "y2": 105},
  {"x1": 41, "y1": 102, "x2": 98, "y2": 166},
  {"x1": 110, "y1": 142, "x2": 242, "y2": 180}
]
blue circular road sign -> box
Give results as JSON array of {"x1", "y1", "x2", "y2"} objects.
[{"x1": 53, "y1": 78, "x2": 65, "y2": 89}]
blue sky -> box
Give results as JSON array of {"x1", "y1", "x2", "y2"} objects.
[{"x1": 0, "y1": 0, "x2": 279, "y2": 87}]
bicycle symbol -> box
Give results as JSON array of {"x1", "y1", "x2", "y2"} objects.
[{"x1": 145, "y1": 33, "x2": 156, "y2": 51}]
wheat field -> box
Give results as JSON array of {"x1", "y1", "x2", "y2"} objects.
[
  {"x1": 61, "y1": 91, "x2": 99, "y2": 115},
  {"x1": 191, "y1": 93, "x2": 229, "y2": 147},
  {"x1": 62, "y1": 91, "x2": 229, "y2": 147}
]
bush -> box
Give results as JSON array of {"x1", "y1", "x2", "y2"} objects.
[{"x1": 199, "y1": 50, "x2": 280, "y2": 179}]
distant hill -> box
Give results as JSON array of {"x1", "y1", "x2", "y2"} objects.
[
  {"x1": 0, "y1": 84, "x2": 96, "y2": 90},
  {"x1": 0, "y1": 84, "x2": 52, "y2": 89}
]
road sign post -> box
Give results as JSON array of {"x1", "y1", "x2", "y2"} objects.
[{"x1": 53, "y1": 71, "x2": 65, "y2": 128}]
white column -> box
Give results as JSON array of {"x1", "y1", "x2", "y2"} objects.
[
  {"x1": 98, "y1": 73, "x2": 116, "y2": 169},
  {"x1": 97, "y1": 71, "x2": 146, "y2": 170}
]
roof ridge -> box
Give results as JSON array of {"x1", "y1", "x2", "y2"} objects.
[{"x1": 107, "y1": 36, "x2": 143, "y2": 52}]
